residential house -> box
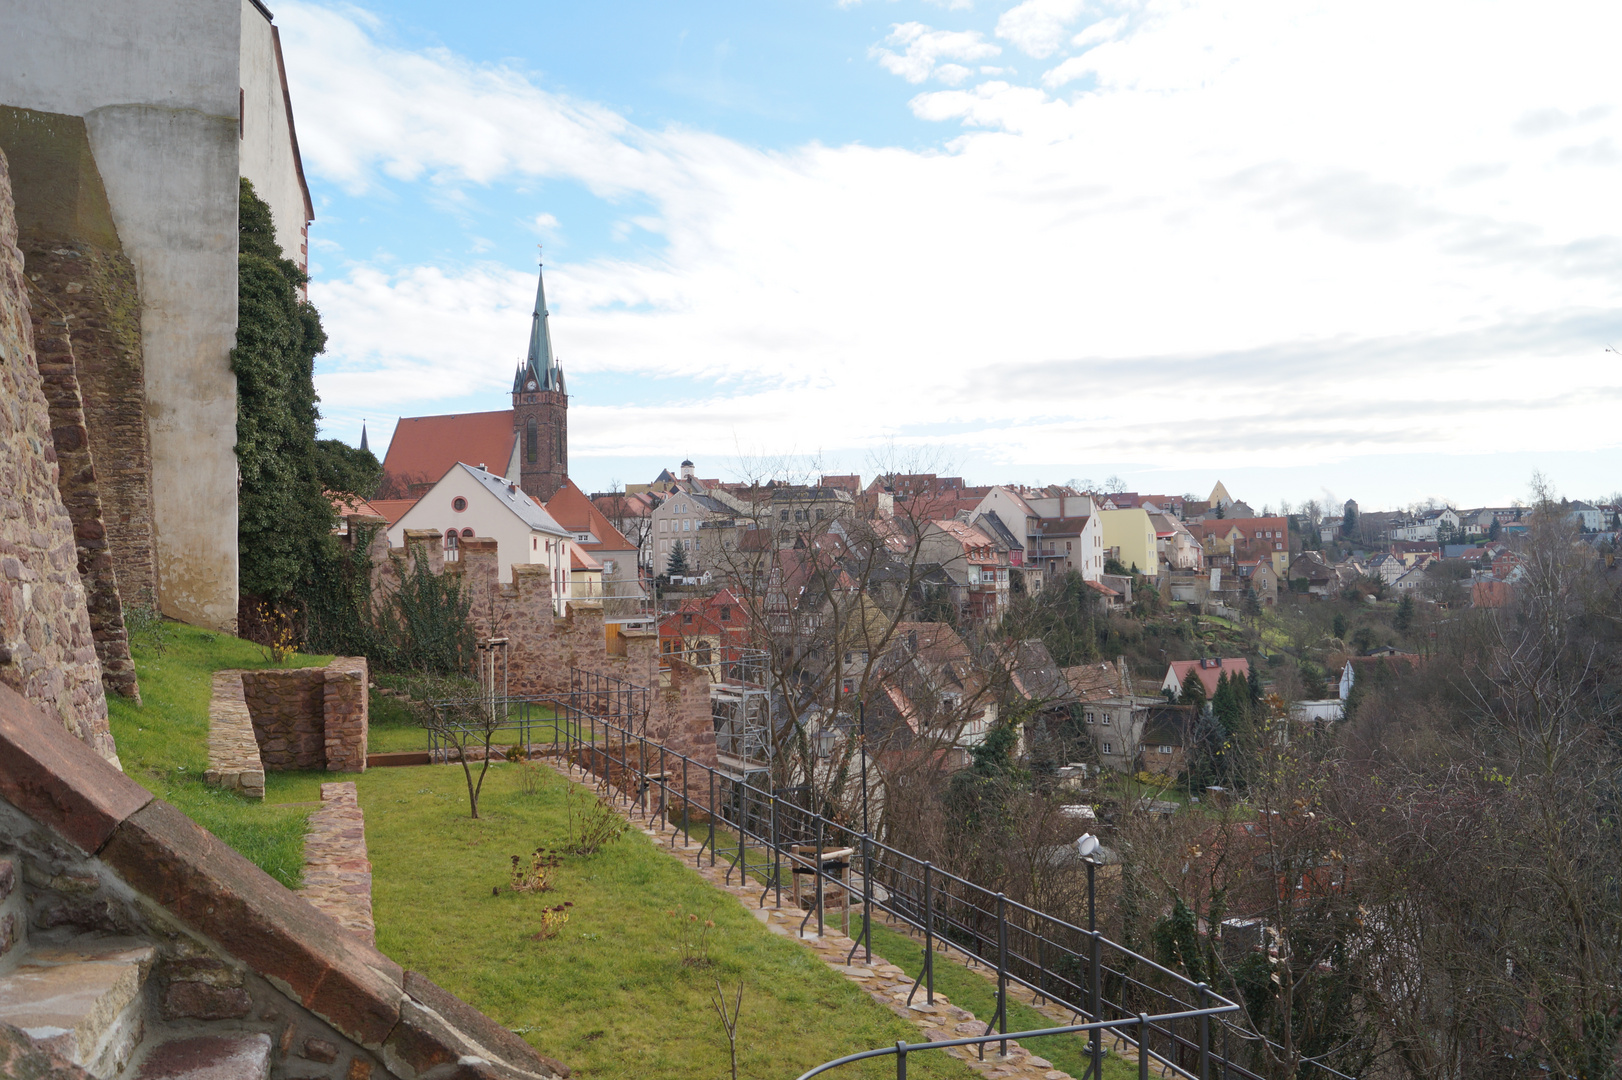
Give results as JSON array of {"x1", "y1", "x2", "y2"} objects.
[
  {"x1": 1027, "y1": 515, "x2": 1105, "y2": 582},
  {"x1": 1391, "y1": 565, "x2": 1428, "y2": 593},
  {"x1": 770, "y1": 485, "x2": 856, "y2": 542},
  {"x1": 1138, "y1": 495, "x2": 1187, "y2": 519},
  {"x1": 1161, "y1": 657, "x2": 1251, "y2": 699},
  {"x1": 1287, "y1": 552, "x2": 1339, "y2": 598},
  {"x1": 1135, "y1": 704, "x2": 1196, "y2": 776},
  {"x1": 388, "y1": 463, "x2": 575, "y2": 613},
  {"x1": 653, "y1": 488, "x2": 759, "y2": 576},
  {"x1": 873, "y1": 622, "x2": 996, "y2": 761},
  {"x1": 1193, "y1": 517, "x2": 1291, "y2": 575},
  {"x1": 1208, "y1": 481, "x2": 1235, "y2": 511},
  {"x1": 658, "y1": 588, "x2": 752, "y2": 680},
  {"x1": 545, "y1": 480, "x2": 643, "y2": 615},
  {"x1": 918, "y1": 520, "x2": 1011, "y2": 623},
  {"x1": 1390, "y1": 540, "x2": 1441, "y2": 566},
  {"x1": 1568, "y1": 500, "x2": 1607, "y2": 531},
  {"x1": 592, "y1": 490, "x2": 659, "y2": 573},
  {"x1": 998, "y1": 640, "x2": 1079, "y2": 764},
  {"x1": 1235, "y1": 559, "x2": 1279, "y2": 605},
  {"x1": 1365, "y1": 553, "x2": 1404, "y2": 583},
  {"x1": 1318, "y1": 517, "x2": 1344, "y2": 543},
  {"x1": 1390, "y1": 507, "x2": 1461, "y2": 543},
  {"x1": 1151, "y1": 512, "x2": 1205, "y2": 571},
  {"x1": 1098, "y1": 508, "x2": 1158, "y2": 574}
]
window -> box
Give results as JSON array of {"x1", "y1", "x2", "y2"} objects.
[
  {"x1": 1066, "y1": 541, "x2": 1072, "y2": 552},
  {"x1": 1085, "y1": 711, "x2": 1095, "y2": 724},
  {"x1": 780, "y1": 509, "x2": 789, "y2": 522},
  {"x1": 816, "y1": 508, "x2": 825, "y2": 521},
  {"x1": 1101, "y1": 742, "x2": 1113, "y2": 755},
  {"x1": 444, "y1": 529, "x2": 458, "y2": 548},
  {"x1": 526, "y1": 417, "x2": 537, "y2": 463},
  {"x1": 1159, "y1": 745, "x2": 1174, "y2": 755},
  {"x1": 719, "y1": 607, "x2": 730, "y2": 621},
  {"x1": 1102, "y1": 715, "x2": 1112, "y2": 726},
  {"x1": 452, "y1": 496, "x2": 467, "y2": 513},
  {"x1": 683, "y1": 613, "x2": 694, "y2": 625},
  {"x1": 659, "y1": 519, "x2": 667, "y2": 533},
  {"x1": 533, "y1": 538, "x2": 537, "y2": 550}
]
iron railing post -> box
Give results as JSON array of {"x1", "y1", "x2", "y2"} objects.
[
  {"x1": 996, "y1": 893, "x2": 1008, "y2": 1058},
  {"x1": 1197, "y1": 983, "x2": 1211, "y2": 1080},
  {"x1": 862, "y1": 833, "x2": 872, "y2": 963},
  {"x1": 681, "y1": 755, "x2": 689, "y2": 847},
  {"x1": 895, "y1": 1040, "x2": 907, "y2": 1080},
  {"x1": 1090, "y1": 930, "x2": 1103, "y2": 1080},
  {"x1": 1139, "y1": 1014, "x2": 1150, "y2": 1080},
  {"x1": 769, "y1": 792, "x2": 780, "y2": 907},
  {"x1": 709, "y1": 769, "x2": 717, "y2": 867},
  {"x1": 924, "y1": 862, "x2": 934, "y2": 1004},
  {"x1": 814, "y1": 815, "x2": 825, "y2": 937}
]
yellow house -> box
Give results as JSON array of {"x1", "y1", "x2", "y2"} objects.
[{"x1": 1097, "y1": 508, "x2": 1158, "y2": 574}]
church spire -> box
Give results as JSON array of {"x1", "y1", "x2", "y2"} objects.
[
  {"x1": 514, "y1": 252, "x2": 563, "y2": 394},
  {"x1": 359, "y1": 421, "x2": 369, "y2": 454}
]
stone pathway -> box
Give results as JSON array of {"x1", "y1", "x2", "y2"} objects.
[
  {"x1": 297, "y1": 782, "x2": 375, "y2": 944},
  {"x1": 201, "y1": 672, "x2": 264, "y2": 800},
  {"x1": 544, "y1": 759, "x2": 1123, "y2": 1080}
]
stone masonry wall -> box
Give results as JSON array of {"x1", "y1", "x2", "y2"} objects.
[
  {"x1": 0, "y1": 106, "x2": 155, "y2": 697},
  {"x1": 241, "y1": 669, "x2": 328, "y2": 771},
  {"x1": 0, "y1": 147, "x2": 113, "y2": 762},
  {"x1": 321, "y1": 657, "x2": 368, "y2": 774}
]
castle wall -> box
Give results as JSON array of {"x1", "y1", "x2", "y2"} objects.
[
  {"x1": 0, "y1": 148, "x2": 114, "y2": 762},
  {"x1": 0, "y1": 0, "x2": 301, "y2": 633}
]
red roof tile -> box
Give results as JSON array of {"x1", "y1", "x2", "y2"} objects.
[
  {"x1": 367, "y1": 498, "x2": 420, "y2": 526},
  {"x1": 382, "y1": 411, "x2": 515, "y2": 486},
  {"x1": 545, "y1": 480, "x2": 634, "y2": 552}
]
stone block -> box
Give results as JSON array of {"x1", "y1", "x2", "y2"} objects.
[
  {"x1": 401, "y1": 971, "x2": 565, "y2": 1079},
  {"x1": 0, "y1": 1020, "x2": 94, "y2": 1080},
  {"x1": 161, "y1": 982, "x2": 251, "y2": 1021},
  {"x1": 131, "y1": 1033, "x2": 272, "y2": 1080},
  {"x1": 100, "y1": 801, "x2": 404, "y2": 1047},
  {"x1": 0, "y1": 683, "x2": 151, "y2": 853},
  {"x1": 299, "y1": 1036, "x2": 338, "y2": 1063}
]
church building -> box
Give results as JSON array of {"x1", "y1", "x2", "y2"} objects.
[{"x1": 381, "y1": 261, "x2": 570, "y2": 501}]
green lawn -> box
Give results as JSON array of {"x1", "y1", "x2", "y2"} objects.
[
  {"x1": 107, "y1": 624, "x2": 332, "y2": 888},
  {"x1": 105, "y1": 625, "x2": 977, "y2": 1080}
]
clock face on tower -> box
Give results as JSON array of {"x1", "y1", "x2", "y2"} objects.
[{"x1": 527, "y1": 379, "x2": 538, "y2": 391}]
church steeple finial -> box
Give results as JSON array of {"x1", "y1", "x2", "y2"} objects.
[{"x1": 514, "y1": 246, "x2": 563, "y2": 394}]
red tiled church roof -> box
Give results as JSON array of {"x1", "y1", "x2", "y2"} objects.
[{"x1": 382, "y1": 410, "x2": 515, "y2": 486}]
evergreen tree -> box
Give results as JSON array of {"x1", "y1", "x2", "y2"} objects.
[
  {"x1": 1247, "y1": 666, "x2": 1263, "y2": 706},
  {"x1": 233, "y1": 178, "x2": 331, "y2": 601},
  {"x1": 1332, "y1": 612, "x2": 1348, "y2": 640},
  {"x1": 1179, "y1": 668, "x2": 1207, "y2": 712},
  {"x1": 666, "y1": 539, "x2": 692, "y2": 578},
  {"x1": 1395, "y1": 594, "x2": 1416, "y2": 632}
]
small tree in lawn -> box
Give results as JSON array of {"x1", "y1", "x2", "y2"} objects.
[{"x1": 424, "y1": 689, "x2": 505, "y2": 819}]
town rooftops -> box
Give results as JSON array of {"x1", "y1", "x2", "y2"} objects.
[
  {"x1": 458, "y1": 463, "x2": 571, "y2": 537},
  {"x1": 381, "y1": 410, "x2": 516, "y2": 488},
  {"x1": 545, "y1": 480, "x2": 635, "y2": 552},
  {"x1": 366, "y1": 498, "x2": 420, "y2": 526}
]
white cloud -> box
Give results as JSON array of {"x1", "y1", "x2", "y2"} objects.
[
  {"x1": 995, "y1": 0, "x2": 1090, "y2": 59},
  {"x1": 283, "y1": 1, "x2": 1622, "y2": 486},
  {"x1": 869, "y1": 22, "x2": 1001, "y2": 85}
]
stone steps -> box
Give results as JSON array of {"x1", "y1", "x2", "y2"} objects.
[
  {"x1": 126, "y1": 1032, "x2": 272, "y2": 1080},
  {"x1": 0, "y1": 935, "x2": 155, "y2": 1078}
]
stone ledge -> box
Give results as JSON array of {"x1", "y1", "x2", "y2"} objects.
[
  {"x1": 203, "y1": 672, "x2": 263, "y2": 800},
  {"x1": 298, "y1": 782, "x2": 375, "y2": 946},
  {"x1": 0, "y1": 684, "x2": 151, "y2": 854}
]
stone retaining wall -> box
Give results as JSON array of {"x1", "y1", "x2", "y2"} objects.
[
  {"x1": 298, "y1": 782, "x2": 374, "y2": 945},
  {"x1": 206, "y1": 659, "x2": 369, "y2": 799}
]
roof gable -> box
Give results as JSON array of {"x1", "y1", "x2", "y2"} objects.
[{"x1": 545, "y1": 480, "x2": 635, "y2": 552}]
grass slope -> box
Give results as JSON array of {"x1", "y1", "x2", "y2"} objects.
[
  {"x1": 362, "y1": 763, "x2": 975, "y2": 1080},
  {"x1": 106, "y1": 624, "x2": 332, "y2": 888}
]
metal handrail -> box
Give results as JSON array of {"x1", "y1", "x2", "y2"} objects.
[{"x1": 499, "y1": 671, "x2": 1355, "y2": 1080}]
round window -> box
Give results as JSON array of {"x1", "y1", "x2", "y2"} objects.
[{"x1": 452, "y1": 496, "x2": 468, "y2": 512}]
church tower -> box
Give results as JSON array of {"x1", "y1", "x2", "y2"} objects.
[{"x1": 511, "y1": 259, "x2": 568, "y2": 501}]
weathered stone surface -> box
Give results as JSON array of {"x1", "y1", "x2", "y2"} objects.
[
  {"x1": 0, "y1": 1021, "x2": 94, "y2": 1080},
  {"x1": 299, "y1": 1036, "x2": 338, "y2": 1063},
  {"x1": 100, "y1": 800, "x2": 405, "y2": 1047},
  {"x1": 0, "y1": 147, "x2": 114, "y2": 762},
  {"x1": 161, "y1": 981, "x2": 251, "y2": 1021},
  {"x1": 131, "y1": 1033, "x2": 271, "y2": 1080},
  {"x1": 322, "y1": 658, "x2": 368, "y2": 774},
  {"x1": 298, "y1": 783, "x2": 374, "y2": 945},
  {"x1": 0, "y1": 858, "x2": 14, "y2": 900},
  {"x1": 0, "y1": 941, "x2": 153, "y2": 1067},
  {"x1": 0, "y1": 682, "x2": 150, "y2": 853}
]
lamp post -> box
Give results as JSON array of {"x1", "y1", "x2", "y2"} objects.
[
  {"x1": 859, "y1": 700, "x2": 869, "y2": 838},
  {"x1": 1076, "y1": 832, "x2": 1100, "y2": 933}
]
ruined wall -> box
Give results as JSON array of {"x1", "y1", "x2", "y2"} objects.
[
  {"x1": 0, "y1": 147, "x2": 114, "y2": 762},
  {"x1": 241, "y1": 669, "x2": 326, "y2": 771}
]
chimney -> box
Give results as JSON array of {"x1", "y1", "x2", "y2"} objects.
[{"x1": 477, "y1": 462, "x2": 486, "y2": 471}]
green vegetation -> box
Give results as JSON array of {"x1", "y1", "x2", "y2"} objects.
[
  {"x1": 865, "y1": 924, "x2": 1137, "y2": 1080},
  {"x1": 233, "y1": 178, "x2": 338, "y2": 602},
  {"x1": 106, "y1": 624, "x2": 975, "y2": 1079},
  {"x1": 106, "y1": 623, "x2": 332, "y2": 888}
]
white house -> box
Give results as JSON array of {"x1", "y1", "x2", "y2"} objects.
[
  {"x1": 389, "y1": 463, "x2": 575, "y2": 613},
  {"x1": 1567, "y1": 501, "x2": 1607, "y2": 531}
]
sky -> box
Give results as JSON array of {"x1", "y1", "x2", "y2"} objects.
[{"x1": 278, "y1": 0, "x2": 1622, "y2": 512}]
